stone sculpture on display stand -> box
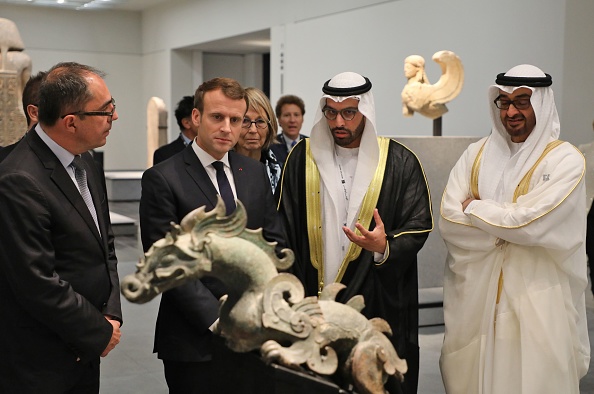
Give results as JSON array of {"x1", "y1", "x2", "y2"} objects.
[
  {"x1": 401, "y1": 50, "x2": 464, "y2": 136},
  {"x1": 146, "y1": 96, "x2": 167, "y2": 167},
  {"x1": 122, "y1": 198, "x2": 407, "y2": 394},
  {"x1": 0, "y1": 18, "x2": 31, "y2": 146}
]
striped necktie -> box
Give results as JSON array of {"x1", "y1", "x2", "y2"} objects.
[{"x1": 70, "y1": 156, "x2": 100, "y2": 234}]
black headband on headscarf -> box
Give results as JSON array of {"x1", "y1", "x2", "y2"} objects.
[
  {"x1": 495, "y1": 73, "x2": 552, "y2": 87},
  {"x1": 322, "y1": 77, "x2": 372, "y2": 96}
]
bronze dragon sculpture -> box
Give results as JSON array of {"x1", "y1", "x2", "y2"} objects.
[{"x1": 121, "y1": 198, "x2": 407, "y2": 394}]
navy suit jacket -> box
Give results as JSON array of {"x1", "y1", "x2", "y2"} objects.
[
  {"x1": 0, "y1": 140, "x2": 17, "y2": 162},
  {"x1": 153, "y1": 135, "x2": 187, "y2": 165},
  {"x1": 270, "y1": 132, "x2": 308, "y2": 165},
  {"x1": 139, "y1": 146, "x2": 285, "y2": 362},
  {"x1": 0, "y1": 129, "x2": 121, "y2": 392}
]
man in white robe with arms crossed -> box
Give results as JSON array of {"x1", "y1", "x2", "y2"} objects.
[{"x1": 439, "y1": 64, "x2": 590, "y2": 394}]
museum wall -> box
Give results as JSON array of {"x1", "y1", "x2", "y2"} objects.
[
  {"x1": 1, "y1": 0, "x2": 593, "y2": 170},
  {"x1": 142, "y1": 0, "x2": 593, "y2": 146},
  {"x1": 0, "y1": 5, "x2": 144, "y2": 170},
  {"x1": 270, "y1": 0, "x2": 570, "y2": 140},
  {"x1": 562, "y1": 0, "x2": 594, "y2": 145}
]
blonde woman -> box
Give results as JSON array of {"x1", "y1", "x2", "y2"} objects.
[{"x1": 236, "y1": 87, "x2": 282, "y2": 194}]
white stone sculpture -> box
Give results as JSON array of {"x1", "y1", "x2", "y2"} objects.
[
  {"x1": 146, "y1": 96, "x2": 167, "y2": 167},
  {"x1": 401, "y1": 50, "x2": 464, "y2": 120},
  {"x1": 0, "y1": 18, "x2": 30, "y2": 145}
]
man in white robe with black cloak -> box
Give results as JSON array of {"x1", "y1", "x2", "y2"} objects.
[
  {"x1": 279, "y1": 71, "x2": 433, "y2": 394},
  {"x1": 439, "y1": 64, "x2": 590, "y2": 393}
]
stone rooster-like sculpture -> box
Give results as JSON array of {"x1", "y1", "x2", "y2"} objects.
[
  {"x1": 122, "y1": 198, "x2": 407, "y2": 394},
  {"x1": 401, "y1": 50, "x2": 464, "y2": 120}
]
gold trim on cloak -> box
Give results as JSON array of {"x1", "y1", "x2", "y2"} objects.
[
  {"x1": 512, "y1": 140, "x2": 564, "y2": 202},
  {"x1": 305, "y1": 137, "x2": 390, "y2": 295},
  {"x1": 470, "y1": 139, "x2": 565, "y2": 326},
  {"x1": 304, "y1": 139, "x2": 324, "y2": 293},
  {"x1": 470, "y1": 140, "x2": 565, "y2": 203},
  {"x1": 470, "y1": 143, "x2": 486, "y2": 199}
]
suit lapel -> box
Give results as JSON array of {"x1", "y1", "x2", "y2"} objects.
[
  {"x1": 229, "y1": 151, "x2": 248, "y2": 203},
  {"x1": 182, "y1": 148, "x2": 219, "y2": 208},
  {"x1": 27, "y1": 132, "x2": 104, "y2": 247}
]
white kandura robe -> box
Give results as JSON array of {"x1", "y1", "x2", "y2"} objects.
[{"x1": 439, "y1": 137, "x2": 590, "y2": 394}]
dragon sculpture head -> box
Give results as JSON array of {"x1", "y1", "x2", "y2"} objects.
[
  {"x1": 122, "y1": 198, "x2": 293, "y2": 303},
  {"x1": 121, "y1": 220, "x2": 209, "y2": 303}
]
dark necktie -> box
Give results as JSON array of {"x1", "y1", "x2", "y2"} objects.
[
  {"x1": 290, "y1": 140, "x2": 297, "y2": 148},
  {"x1": 211, "y1": 161, "x2": 236, "y2": 215},
  {"x1": 70, "y1": 156, "x2": 100, "y2": 233}
]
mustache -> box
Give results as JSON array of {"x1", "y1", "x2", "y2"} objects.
[
  {"x1": 331, "y1": 127, "x2": 351, "y2": 132},
  {"x1": 506, "y1": 114, "x2": 525, "y2": 120}
]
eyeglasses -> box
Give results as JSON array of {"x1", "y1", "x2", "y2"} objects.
[
  {"x1": 322, "y1": 107, "x2": 359, "y2": 121},
  {"x1": 493, "y1": 96, "x2": 531, "y2": 110},
  {"x1": 242, "y1": 118, "x2": 269, "y2": 129},
  {"x1": 61, "y1": 98, "x2": 116, "y2": 119}
]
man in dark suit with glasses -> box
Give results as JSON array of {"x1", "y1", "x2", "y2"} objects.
[{"x1": 0, "y1": 62, "x2": 122, "y2": 394}]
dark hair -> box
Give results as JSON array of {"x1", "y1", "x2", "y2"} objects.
[
  {"x1": 245, "y1": 87, "x2": 278, "y2": 150},
  {"x1": 174, "y1": 96, "x2": 195, "y2": 131},
  {"x1": 193, "y1": 77, "x2": 247, "y2": 114},
  {"x1": 275, "y1": 94, "x2": 305, "y2": 118},
  {"x1": 22, "y1": 71, "x2": 47, "y2": 125},
  {"x1": 38, "y1": 62, "x2": 105, "y2": 126}
]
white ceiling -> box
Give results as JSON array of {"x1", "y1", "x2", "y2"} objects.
[
  {"x1": 0, "y1": 0, "x2": 171, "y2": 11},
  {"x1": 182, "y1": 30, "x2": 271, "y2": 55}
]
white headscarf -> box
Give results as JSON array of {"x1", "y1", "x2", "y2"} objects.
[
  {"x1": 480, "y1": 64, "x2": 560, "y2": 202},
  {"x1": 309, "y1": 72, "x2": 380, "y2": 283}
]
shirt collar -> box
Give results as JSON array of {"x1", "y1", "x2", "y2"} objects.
[
  {"x1": 282, "y1": 132, "x2": 298, "y2": 149},
  {"x1": 190, "y1": 138, "x2": 231, "y2": 168},
  {"x1": 180, "y1": 132, "x2": 192, "y2": 146},
  {"x1": 35, "y1": 124, "x2": 75, "y2": 169}
]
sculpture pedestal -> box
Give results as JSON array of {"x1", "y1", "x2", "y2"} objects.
[{"x1": 211, "y1": 336, "x2": 356, "y2": 394}]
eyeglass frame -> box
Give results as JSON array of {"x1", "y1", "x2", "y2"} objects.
[
  {"x1": 321, "y1": 106, "x2": 359, "y2": 121},
  {"x1": 493, "y1": 95, "x2": 532, "y2": 110},
  {"x1": 60, "y1": 98, "x2": 116, "y2": 119},
  {"x1": 242, "y1": 118, "x2": 269, "y2": 130}
]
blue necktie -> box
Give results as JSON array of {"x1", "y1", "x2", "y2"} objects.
[
  {"x1": 212, "y1": 161, "x2": 236, "y2": 215},
  {"x1": 70, "y1": 156, "x2": 100, "y2": 234},
  {"x1": 290, "y1": 140, "x2": 297, "y2": 148}
]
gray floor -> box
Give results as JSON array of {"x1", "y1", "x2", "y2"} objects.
[{"x1": 102, "y1": 201, "x2": 594, "y2": 393}]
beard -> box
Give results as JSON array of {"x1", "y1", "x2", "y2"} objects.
[
  {"x1": 331, "y1": 117, "x2": 366, "y2": 148},
  {"x1": 502, "y1": 114, "x2": 534, "y2": 143}
]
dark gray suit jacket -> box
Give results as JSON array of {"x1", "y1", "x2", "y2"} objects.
[
  {"x1": 139, "y1": 146, "x2": 285, "y2": 362},
  {"x1": 0, "y1": 129, "x2": 121, "y2": 392}
]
